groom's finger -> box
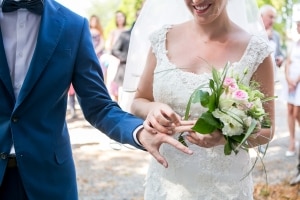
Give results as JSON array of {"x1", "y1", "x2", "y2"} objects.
[
  {"x1": 162, "y1": 135, "x2": 193, "y2": 155},
  {"x1": 148, "y1": 150, "x2": 169, "y2": 168},
  {"x1": 174, "y1": 125, "x2": 194, "y2": 133}
]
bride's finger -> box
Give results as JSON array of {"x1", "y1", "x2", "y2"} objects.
[
  {"x1": 174, "y1": 125, "x2": 194, "y2": 133},
  {"x1": 186, "y1": 134, "x2": 209, "y2": 147},
  {"x1": 180, "y1": 120, "x2": 197, "y2": 125},
  {"x1": 143, "y1": 120, "x2": 158, "y2": 134}
]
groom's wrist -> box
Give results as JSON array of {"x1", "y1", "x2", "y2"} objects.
[{"x1": 133, "y1": 125, "x2": 144, "y2": 147}]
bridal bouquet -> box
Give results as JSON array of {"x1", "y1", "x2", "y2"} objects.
[{"x1": 179, "y1": 62, "x2": 274, "y2": 155}]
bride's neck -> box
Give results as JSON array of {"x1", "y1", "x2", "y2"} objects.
[{"x1": 191, "y1": 16, "x2": 233, "y2": 42}]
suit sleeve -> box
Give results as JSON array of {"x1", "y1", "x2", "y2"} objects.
[{"x1": 71, "y1": 18, "x2": 144, "y2": 149}]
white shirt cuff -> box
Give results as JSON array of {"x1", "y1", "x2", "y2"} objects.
[{"x1": 133, "y1": 125, "x2": 144, "y2": 147}]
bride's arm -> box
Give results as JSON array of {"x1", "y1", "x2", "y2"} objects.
[
  {"x1": 247, "y1": 55, "x2": 275, "y2": 147},
  {"x1": 131, "y1": 49, "x2": 181, "y2": 134},
  {"x1": 131, "y1": 49, "x2": 156, "y2": 118}
]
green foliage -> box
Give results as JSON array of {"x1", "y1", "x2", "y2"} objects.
[
  {"x1": 86, "y1": 0, "x2": 144, "y2": 39},
  {"x1": 118, "y1": 0, "x2": 144, "y2": 26},
  {"x1": 87, "y1": 0, "x2": 121, "y2": 38}
]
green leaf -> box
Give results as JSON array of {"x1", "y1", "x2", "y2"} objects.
[
  {"x1": 261, "y1": 96, "x2": 277, "y2": 103},
  {"x1": 208, "y1": 93, "x2": 216, "y2": 111},
  {"x1": 212, "y1": 68, "x2": 220, "y2": 85},
  {"x1": 178, "y1": 134, "x2": 188, "y2": 147},
  {"x1": 230, "y1": 134, "x2": 245, "y2": 143},
  {"x1": 191, "y1": 90, "x2": 201, "y2": 104},
  {"x1": 234, "y1": 119, "x2": 257, "y2": 151},
  {"x1": 199, "y1": 90, "x2": 210, "y2": 108},
  {"x1": 192, "y1": 112, "x2": 220, "y2": 134},
  {"x1": 183, "y1": 83, "x2": 208, "y2": 120},
  {"x1": 209, "y1": 79, "x2": 216, "y2": 91},
  {"x1": 224, "y1": 140, "x2": 232, "y2": 155}
]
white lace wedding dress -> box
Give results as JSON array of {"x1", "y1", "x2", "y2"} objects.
[{"x1": 144, "y1": 25, "x2": 272, "y2": 200}]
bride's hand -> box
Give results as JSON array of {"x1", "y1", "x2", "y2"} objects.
[
  {"x1": 186, "y1": 130, "x2": 226, "y2": 148},
  {"x1": 173, "y1": 120, "x2": 197, "y2": 133},
  {"x1": 143, "y1": 102, "x2": 181, "y2": 135}
]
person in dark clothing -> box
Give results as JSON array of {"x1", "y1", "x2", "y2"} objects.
[{"x1": 111, "y1": 22, "x2": 135, "y2": 102}]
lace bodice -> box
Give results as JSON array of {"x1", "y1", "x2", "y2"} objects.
[{"x1": 143, "y1": 25, "x2": 272, "y2": 200}]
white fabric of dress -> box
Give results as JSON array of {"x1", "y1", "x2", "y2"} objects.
[
  {"x1": 144, "y1": 25, "x2": 272, "y2": 200},
  {"x1": 280, "y1": 42, "x2": 300, "y2": 106}
]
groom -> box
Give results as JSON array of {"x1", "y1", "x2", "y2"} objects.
[{"x1": 0, "y1": 0, "x2": 192, "y2": 199}]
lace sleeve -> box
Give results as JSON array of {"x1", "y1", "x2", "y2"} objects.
[
  {"x1": 236, "y1": 35, "x2": 273, "y2": 85},
  {"x1": 252, "y1": 36, "x2": 273, "y2": 68},
  {"x1": 149, "y1": 25, "x2": 171, "y2": 63}
]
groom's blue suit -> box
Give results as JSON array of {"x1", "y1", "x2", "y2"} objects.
[{"x1": 0, "y1": 0, "x2": 143, "y2": 199}]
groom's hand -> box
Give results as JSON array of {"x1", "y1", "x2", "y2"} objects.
[{"x1": 137, "y1": 128, "x2": 193, "y2": 168}]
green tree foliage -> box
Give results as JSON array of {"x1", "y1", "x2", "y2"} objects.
[
  {"x1": 87, "y1": 0, "x2": 121, "y2": 33},
  {"x1": 118, "y1": 0, "x2": 144, "y2": 26},
  {"x1": 104, "y1": 0, "x2": 144, "y2": 37},
  {"x1": 86, "y1": 0, "x2": 144, "y2": 39}
]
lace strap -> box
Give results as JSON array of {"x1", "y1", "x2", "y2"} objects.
[
  {"x1": 251, "y1": 36, "x2": 273, "y2": 67},
  {"x1": 236, "y1": 35, "x2": 273, "y2": 84},
  {"x1": 149, "y1": 25, "x2": 172, "y2": 67}
]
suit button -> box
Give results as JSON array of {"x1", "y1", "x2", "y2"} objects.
[
  {"x1": 12, "y1": 117, "x2": 18, "y2": 123},
  {"x1": 0, "y1": 153, "x2": 7, "y2": 160}
]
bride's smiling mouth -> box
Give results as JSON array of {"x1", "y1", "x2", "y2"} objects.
[{"x1": 193, "y1": 4, "x2": 212, "y2": 14}]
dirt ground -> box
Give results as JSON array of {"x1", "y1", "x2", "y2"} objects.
[{"x1": 254, "y1": 183, "x2": 300, "y2": 200}]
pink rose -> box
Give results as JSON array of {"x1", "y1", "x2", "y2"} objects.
[
  {"x1": 232, "y1": 89, "x2": 248, "y2": 102},
  {"x1": 223, "y1": 77, "x2": 236, "y2": 87},
  {"x1": 228, "y1": 83, "x2": 238, "y2": 92},
  {"x1": 223, "y1": 77, "x2": 238, "y2": 93}
]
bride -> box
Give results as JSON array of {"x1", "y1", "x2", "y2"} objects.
[{"x1": 123, "y1": 0, "x2": 275, "y2": 199}]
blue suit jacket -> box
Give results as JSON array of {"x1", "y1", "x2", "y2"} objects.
[{"x1": 0, "y1": 0, "x2": 143, "y2": 199}]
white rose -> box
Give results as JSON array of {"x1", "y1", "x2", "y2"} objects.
[
  {"x1": 219, "y1": 95, "x2": 234, "y2": 110},
  {"x1": 213, "y1": 108, "x2": 245, "y2": 136}
]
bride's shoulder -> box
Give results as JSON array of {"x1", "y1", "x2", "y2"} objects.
[
  {"x1": 231, "y1": 27, "x2": 269, "y2": 53},
  {"x1": 149, "y1": 22, "x2": 187, "y2": 46},
  {"x1": 150, "y1": 22, "x2": 187, "y2": 36},
  {"x1": 149, "y1": 24, "x2": 172, "y2": 43},
  {"x1": 247, "y1": 35, "x2": 271, "y2": 56}
]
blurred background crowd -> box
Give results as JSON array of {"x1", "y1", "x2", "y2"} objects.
[{"x1": 57, "y1": 0, "x2": 144, "y2": 119}]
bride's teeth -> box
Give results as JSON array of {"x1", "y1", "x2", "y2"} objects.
[{"x1": 195, "y1": 5, "x2": 209, "y2": 11}]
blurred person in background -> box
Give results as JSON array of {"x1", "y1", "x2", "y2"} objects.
[
  {"x1": 287, "y1": 20, "x2": 300, "y2": 185},
  {"x1": 89, "y1": 14, "x2": 106, "y2": 82},
  {"x1": 260, "y1": 5, "x2": 285, "y2": 73},
  {"x1": 100, "y1": 11, "x2": 128, "y2": 102},
  {"x1": 111, "y1": 10, "x2": 140, "y2": 103},
  {"x1": 106, "y1": 10, "x2": 127, "y2": 101},
  {"x1": 280, "y1": 21, "x2": 300, "y2": 157},
  {"x1": 106, "y1": 10, "x2": 127, "y2": 53},
  {"x1": 68, "y1": 84, "x2": 77, "y2": 119}
]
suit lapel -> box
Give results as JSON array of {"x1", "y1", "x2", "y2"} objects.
[
  {"x1": 0, "y1": 27, "x2": 15, "y2": 101},
  {"x1": 16, "y1": 0, "x2": 65, "y2": 106}
]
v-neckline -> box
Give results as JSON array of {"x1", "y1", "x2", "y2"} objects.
[{"x1": 161, "y1": 25, "x2": 254, "y2": 76}]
